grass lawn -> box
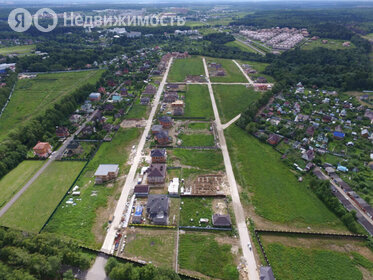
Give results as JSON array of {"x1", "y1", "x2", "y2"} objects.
[
  {"x1": 225, "y1": 126, "x2": 345, "y2": 230},
  {"x1": 43, "y1": 128, "x2": 140, "y2": 248},
  {"x1": 0, "y1": 70, "x2": 104, "y2": 140},
  {"x1": 0, "y1": 161, "x2": 86, "y2": 233},
  {"x1": 124, "y1": 229, "x2": 176, "y2": 268},
  {"x1": 168, "y1": 57, "x2": 204, "y2": 82},
  {"x1": 188, "y1": 122, "x2": 210, "y2": 130},
  {"x1": 179, "y1": 233, "x2": 238, "y2": 280},
  {"x1": 0, "y1": 160, "x2": 44, "y2": 209},
  {"x1": 0, "y1": 44, "x2": 35, "y2": 55},
  {"x1": 206, "y1": 57, "x2": 246, "y2": 83},
  {"x1": 213, "y1": 84, "x2": 261, "y2": 123},
  {"x1": 179, "y1": 133, "x2": 215, "y2": 147},
  {"x1": 180, "y1": 197, "x2": 213, "y2": 227},
  {"x1": 225, "y1": 40, "x2": 257, "y2": 53},
  {"x1": 184, "y1": 85, "x2": 214, "y2": 119},
  {"x1": 237, "y1": 59, "x2": 274, "y2": 83},
  {"x1": 301, "y1": 39, "x2": 355, "y2": 50},
  {"x1": 126, "y1": 102, "x2": 148, "y2": 119},
  {"x1": 266, "y1": 243, "x2": 363, "y2": 280},
  {"x1": 172, "y1": 149, "x2": 224, "y2": 171}
]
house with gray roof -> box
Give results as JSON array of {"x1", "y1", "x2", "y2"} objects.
[
  {"x1": 146, "y1": 194, "x2": 169, "y2": 225},
  {"x1": 94, "y1": 164, "x2": 119, "y2": 184}
]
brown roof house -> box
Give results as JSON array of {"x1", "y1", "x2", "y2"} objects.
[
  {"x1": 56, "y1": 126, "x2": 69, "y2": 138},
  {"x1": 94, "y1": 164, "x2": 119, "y2": 184},
  {"x1": 134, "y1": 185, "x2": 150, "y2": 197},
  {"x1": 151, "y1": 149, "x2": 167, "y2": 163},
  {"x1": 159, "y1": 116, "x2": 173, "y2": 129},
  {"x1": 146, "y1": 194, "x2": 169, "y2": 225},
  {"x1": 147, "y1": 163, "x2": 166, "y2": 184},
  {"x1": 267, "y1": 134, "x2": 282, "y2": 145},
  {"x1": 164, "y1": 92, "x2": 178, "y2": 103},
  {"x1": 212, "y1": 214, "x2": 232, "y2": 227},
  {"x1": 33, "y1": 142, "x2": 52, "y2": 158},
  {"x1": 142, "y1": 84, "x2": 157, "y2": 96}
]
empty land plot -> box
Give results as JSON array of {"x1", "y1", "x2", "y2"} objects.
[
  {"x1": 124, "y1": 229, "x2": 176, "y2": 268},
  {"x1": 0, "y1": 70, "x2": 104, "y2": 140},
  {"x1": 206, "y1": 58, "x2": 246, "y2": 82},
  {"x1": 0, "y1": 161, "x2": 86, "y2": 233},
  {"x1": 225, "y1": 126, "x2": 345, "y2": 230},
  {"x1": 0, "y1": 160, "x2": 44, "y2": 209},
  {"x1": 179, "y1": 232, "x2": 239, "y2": 280},
  {"x1": 180, "y1": 197, "x2": 214, "y2": 227},
  {"x1": 43, "y1": 128, "x2": 141, "y2": 248},
  {"x1": 213, "y1": 84, "x2": 261, "y2": 123},
  {"x1": 179, "y1": 133, "x2": 215, "y2": 147},
  {"x1": 238, "y1": 60, "x2": 274, "y2": 83},
  {"x1": 0, "y1": 44, "x2": 35, "y2": 55},
  {"x1": 265, "y1": 242, "x2": 364, "y2": 280},
  {"x1": 126, "y1": 99, "x2": 149, "y2": 119},
  {"x1": 168, "y1": 57, "x2": 204, "y2": 82},
  {"x1": 301, "y1": 39, "x2": 355, "y2": 51},
  {"x1": 172, "y1": 149, "x2": 224, "y2": 171},
  {"x1": 184, "y1": 85, "x2": 214, "y2": 119},
  {"x1": 188, "y1": 122, "x2": 210, "y2": 130}
]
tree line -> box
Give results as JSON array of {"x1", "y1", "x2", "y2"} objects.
[{"x1": 0, "y1": 72, "x2": 17, "y2": 112}]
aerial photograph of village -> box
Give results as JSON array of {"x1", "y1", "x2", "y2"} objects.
[{"x1": 0, "y1": 0, "x2": 372, "y2": 279}]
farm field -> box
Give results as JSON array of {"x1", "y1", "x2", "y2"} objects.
[
  {"x1": 0, "y1": 161, "x2": 86, "y2": 233},
  {"x1": 168, "y1": 56, "x2": 204, "y2": 82},
  {"x1": 225, "y1": 40, "x2": 257, "y2": 53},
  {"x1": 179, "y1": 232, "x2": 239, "y2": 280},
  {"x1": 265, "y1": 242, "x2": 367, "y2": 280},
  {"x1": 301, "y1": 39, "x2": 355, "y2": 50},
  {"x1": 172, "y1": 149, "x2": 224, "y2": 171},
  {"x1": 0, "y1": 44, "x2": 35, "y2": 55},
  {"x1": 44, "y1": 128, "x2": 141, "y2": 248},
  {"x1": 183, "y1": 85, "x2": 214, "y2": 120},
  {"x1": 124, "y1": 229, "x2": 176, "y2": 268},
  {"x1": 213, "y1": 84, "x2": 261, "y2": 123},
  {"x1": 179, "y1": 133, "x2": 215, "y2": 147},
  {"x1": 225, "y1": 125, "x2": 346, "y2": 230},
  {"x1": 0, "y1": 160, "x2": 44, "y2": 209},
  {"x1": 0, "y1": 70, "x2": 104, "y2": 140},
  {"x1": 206, "y1": 57, "x2": 247, "y2": 82}
]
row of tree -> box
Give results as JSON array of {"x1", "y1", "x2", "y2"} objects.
[
  {"x1": 0, "y1": 227, "x2": 91, "y2": 280},
  {"x1": 105, "y1": 258, "x2": 181, "y2": 280}
]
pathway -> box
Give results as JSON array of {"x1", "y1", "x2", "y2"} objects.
[
  {"x1": 203, "y1": 57, "x2": 259, "y2": 280},
  {"x1": 222, "y1": 114, "x2": 241, "y2": 130},
  {"x1": 232, "y1": 60, "x2": 255, "y2": 85},
  {"x1": 235, "y1": 37, "x2": 266, "y2": 56}
]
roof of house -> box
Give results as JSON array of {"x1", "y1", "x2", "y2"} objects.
[
  {"x1": 33, "y1": 142, "x2": 51, "y2": 150},
  {"x1": 147, "y1": 194, "x2": 169, "y2": 214},
  {"x1": 260, "y1": 266, "x2": 275, "y2": 280},
  {"x1": 67, "y1": 141, "x2": 80, "y2": 149},
  {"x1": 333, "y1": 131, "x2": 345, "y2": 138},
  {"x1": 159, "y1": 116, "x2": 172, "y2": 123},
  {"x1": 94, "y1": 164, "x2": 119, "y2": 176},
  {"x1": 134, "y1": 185, "x2": 150, "y2": 193},
  {"x1": 151, "y1": 149, "x2": 166, "y2": 157},
  {"x1": 152, "y1": 124, "x2": 163, "y2": 131},
  {"x1": 212, "y1": 214, "x2": 231, "y2": 227},
  {"x1": 148, "y1": 163, "x2": 166, "y2": 178},
  {"x1": 155, "y1": 130, "x2": 169, "y2": 139}
]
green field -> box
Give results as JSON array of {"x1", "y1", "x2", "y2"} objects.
[
  {"x1": 125, "y1": 230, "x2": 176, "y2": 268},
  {"x1": 213, "y1": 84, "x2": 261, "y2": 123},
  {"x1": 180, "y1": 197, "x2": 214, "y2": 227},
  {"x1": 266, "y1": 243, "x2": 363, "y2": 280},
  {"x1": 0, "y1": 161, "x2": 44, "y2": 209},
  {"x1": 0, "y1": 44, "x2": 35, "y2": 55},
  {"x1": 179, "y1": 133, "x2": 215, "y2": 147},
  {"x1": 225, "y1": 40, "x2": 257, "y2": 53},
  {"x1": 184, "y1": 85, "x2": 214, "y2": 119},
  {"x1": 0, "y1": 161, "x2": 86, "y2": 233},
  {"x1": 206, "y1": 58, "x2": 246, "y2": 82},
  {"x1": 168, "y1": 57, "x2": 204, "y2": 82},
  {"x1": 172, "y1": 149, "x2": 224, "y2": 171},
  {"x1": 179, "y1": 233, "x2": 238, "y2": 280},
  {"x1": 225, "y1": 126, "x2": 345, "y2": 230},
  {"x1": 44, "y1": 128, "x2": 140, "y2": 248},
  {"x1": 188, "y1": 122, "x2": 210, "y2": 130},
  {"x1": 0, "y1": 70, "x2": 104, "y2": 140},
  {"x1": 301, "y1": 39, "x2": 355, "y2": 50},
  {"x1": 126, "y1": 100, "x2": 148, "y2": 119}
]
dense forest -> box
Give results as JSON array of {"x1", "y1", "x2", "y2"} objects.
[{"x1": 0, "y1": 227, "x2": 91, "y2": 280}]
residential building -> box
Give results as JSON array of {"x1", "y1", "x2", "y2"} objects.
[
  {"x1": 159, "y1": 116, "x2": 173, "y2": 129},
  {"x1": 56, "y1": 126, "x2": 69, "y2": 138},
  {"x1": 33, "y1": 142, "x2": 52, "y2": 158},
  {"x1": 212, "y1": 214, "x2": 231, "y2": 227},
  {"x1": 260, "y1": 266, "x2": 275, "y2": 280},
  {"x1": 147, "y1": 163, "x2": 166, "y2": 184},
  {"x1": 151, "y1": 149, "x2": 166, "y2": 163},
  {"x1": 155, "y1": 130, "x2": 171, "y2": 145},
  {"x1": 94, "y1": 164, "x2": 119, "y2": 184},
  {"x1": 168, "y1": 178, "x2": 179, "y2": 196},
  {"x1": 88, "y1": 92, "x2": 101, "y2": 101},
  {"x1": 134, "y1": 185, "x2": 150, "y2": 198},
  {"x1": 146, "y1": 194, "x2": 169, "y2": 225}
]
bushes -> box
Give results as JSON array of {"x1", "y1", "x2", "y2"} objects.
[{"x1": 105, "y1": 258, "x2": 181, "y2": 280}]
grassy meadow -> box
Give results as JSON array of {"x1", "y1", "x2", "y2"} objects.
[
  {"x1": 168, "y1": 57, "x2": 204, "y2": 82},
  {"x1": 206, "y1": 58, "x2": 246, "y2": 83},
  {"x1": 184, "y1": 85, "x2": 214, "y2": 119}
]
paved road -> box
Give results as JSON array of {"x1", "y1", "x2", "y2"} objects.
[
  {"x1": 85, "y1": 253, "x2": 109, "y2": 280},
  {"x1": 203, "y1": 58, "x2": 259, "y2": 280},
  {"x1": 222, "y1": 114, "x2": 241, "y2": 130},
  {"x1": 235, "y1": 37, "x2": 266, "y2": 56},
  {"x1": 101, "y1": 57, "x2": 173, "y2": 253}
]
